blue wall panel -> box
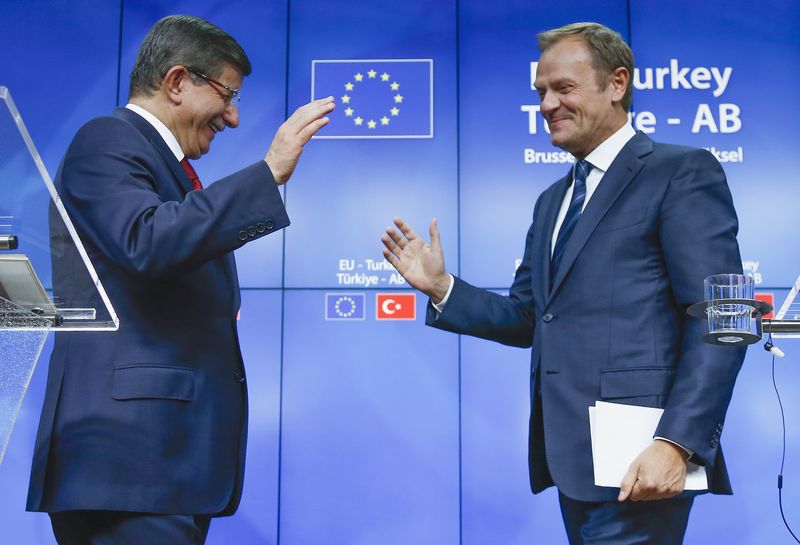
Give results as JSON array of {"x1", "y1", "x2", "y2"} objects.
[
  {"x1": 280, "y1": 290, "x2": 460, "y2": 544},
  {"x1": 629, "y1": 0, "x2": 800, "y2": 288},
  {"x1": 282, "y1": 0, "x2": 459, "y2": 288},
  {"x1": 460, "y1": 322, "x2": 565, "y2": 545},
  {"x1": 207, "y1": 290, "x2": 282, "y2": 544},
  {"x1": 0, "y1": 0, "x2": 121, "y2": 289}
]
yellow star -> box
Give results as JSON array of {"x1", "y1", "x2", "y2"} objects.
[
  {"x1": 345, "y1": 107, "x2": 354, "y2": 116},
  {"x1": 367, "y1": 119, "x2": 377, "y2": 129},
  {"x1": 354, "y1": 116, "x2": 363, "y2": 126},
  {"x1": 354, "y1": 73, "x2": 364, "y2": 82},
  {"x1": 381, "y1": 72, "x2": 390, "y2": 81},
  {"x1": 380, "y1": 116, "x2": 390, "y2": 126},
  {"x1": 390, "y1": 82, "x2": 400, "y2": 91},
  {"x1": 367, "y1": 69, "x2": 377, "y2": 78},
  {"x1": 394, "y1": 94, "x2": 403, "y2": 103},
  {"x1": 390, "y1": 107, "x2": 399, "y2": 116},
  {"x1": 341, "y1": 94, "x2": 351, "y2": 104},
  {"x1": 344, "y1": 82, "x2": 354, "y2": 91}
]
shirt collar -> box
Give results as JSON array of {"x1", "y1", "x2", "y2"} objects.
[
  {"x1": 583, "y1": 122, "x2": 636, "y2": 173},
  {"x1": 125, "y1": 103, "x2": 185, "y2": 161}
]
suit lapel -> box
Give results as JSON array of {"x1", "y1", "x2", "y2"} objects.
[
  {"x1": 113, "y1": 108, "x2": 195, "y2": 195},
  {"x1": 115, "y1": 108, "x2": 240, "y2": 309},
  {"x1": 548, "y1": 132, "x2": 654, "y2": 299}
]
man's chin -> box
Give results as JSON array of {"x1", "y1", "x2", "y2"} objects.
[{"x1": 549, "y1": 133, "x2": 570, "y2": 151}]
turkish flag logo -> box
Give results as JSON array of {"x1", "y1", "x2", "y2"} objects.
[{"x1": 376, "y1": 293, "x2": 416, "y2": 320}]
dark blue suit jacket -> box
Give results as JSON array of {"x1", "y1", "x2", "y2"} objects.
[
  {"x1": 428, "y1": 132, "x2": 745, "y2": 502},
  {"x1": 27, "y1": 107, "x2": 289, "y2": 515}
]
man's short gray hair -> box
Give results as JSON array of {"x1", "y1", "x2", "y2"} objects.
[
  {"x1": 537, "y1": 22, "x2": 634, "y2": 111},
  {"x1": 129, "y1": 15, "x2": 251, "y2": 99}
]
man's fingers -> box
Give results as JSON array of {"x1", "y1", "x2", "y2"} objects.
[
  {"x1": 296, "y1": 116, "x2": 331, "y2": 143},
  {"x1": 285, "y1": 97, "x2": 335, "y2": 134},
  {"x1": 618, "y1": 464, "x2": 639, "y2": 502},
  {"x1": 382, "y1": 248, "x2": 401, "y2": 269},
  {"x1": 293, "y1": 101, "x2": 335, "y2": 133},
  {"x1": 429, "y1": 218, "x2": 441, "y2": 254},
  {"x1": 394, "y1": 217, "x2": 419, "y2": 241},
  {"x1": 630, "y1": 479, "x2": 650, "y2": 501},
  {"x1": 386, "y1": 226, "x2": 408, "y2": 248},
  {"x1": 381, "y1": 232, "x2": 403, "y2": 255}
]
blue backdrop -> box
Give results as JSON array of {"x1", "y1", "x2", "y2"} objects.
[{"x1": 1, "y1": 0, "x2": 798, "y2": 543}]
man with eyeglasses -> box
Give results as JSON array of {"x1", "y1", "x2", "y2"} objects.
[{"x1": 26, "y1": 15, "x2": 333, "y2": 544}]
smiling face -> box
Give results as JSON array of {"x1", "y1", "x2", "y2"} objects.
[
  {"x1": 174, "y1": 64, "x2": 242, "y2": 159},
  {"x1": 534, "y1": 37, "x2": 628, "y2": 159}
]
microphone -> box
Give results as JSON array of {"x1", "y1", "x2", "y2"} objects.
[{"x1": 764, "y1": 341, "x2": 785, "y2": 358}]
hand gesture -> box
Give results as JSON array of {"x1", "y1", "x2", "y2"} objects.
[
  {"x1": 381, "y1": 217, "x2": 451, "y2": 303},
  {"x1": 265, "y1": 96, "x2": 335, "y2": 184},
  {"x1": 618, "y1": 439, "x2": 688, "y2": 502}
]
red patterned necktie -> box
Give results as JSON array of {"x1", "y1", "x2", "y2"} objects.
[{"x1": 180, "y1": 157, "x2": 204, "y2": 190}]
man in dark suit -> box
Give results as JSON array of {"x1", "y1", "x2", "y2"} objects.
[
  {"x1": 26, "y1": 15, "x2": 334, "y2": 544},
  {"x1": 382, "y1": 22, "x2": 744, "y2": 544}
]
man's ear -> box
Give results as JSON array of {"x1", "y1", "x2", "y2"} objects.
[
  {"x1": 162, "y1": 66, "x2": 189, "y2": 105},
  {"x1": 609, "y1": 66, "x2": 629, "y2": 104}
]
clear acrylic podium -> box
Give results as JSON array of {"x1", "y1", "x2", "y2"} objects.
[{"x1": 0, "y1": 86, "x2": 118, "y2": 463}]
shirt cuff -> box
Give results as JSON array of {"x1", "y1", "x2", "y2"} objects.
[
  {"x1": 654, "y1": 436, "x2": 693, "y2": 460},
  {"x1": 431, "y1": 274, "x2": 455, "y2": 313}
]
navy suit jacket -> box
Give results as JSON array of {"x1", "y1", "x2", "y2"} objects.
[
  {"x1": 428, "y1": 132, "x2": 746, "y2": 502},
  {"x1": 27, "y1": 107, "x2": 289, "y2": 515}
]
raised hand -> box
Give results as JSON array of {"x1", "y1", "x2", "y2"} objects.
[
  {"x1": 381, "y1": 217, "x2": 451, "y2": 303},
  {"x1": 264, "y1": 96, "x2": 335, "y2": 184}
]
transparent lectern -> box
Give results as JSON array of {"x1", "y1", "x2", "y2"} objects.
[{"x1": 0, "y1": 86, "x2": 118, "y2": 463}]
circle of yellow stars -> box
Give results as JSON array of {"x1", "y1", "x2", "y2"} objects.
[{"x1": 340, "y1": 68, "x2": 402, "y2": 129}]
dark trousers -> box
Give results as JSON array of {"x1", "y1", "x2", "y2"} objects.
[
  {"x1": 50, "y1": 511, "x2": 212, "y2": 545},
  {"x1": 559, "y1": 492, "x2": 694, "y2": 545}
]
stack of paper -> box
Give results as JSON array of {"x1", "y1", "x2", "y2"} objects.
[{"x1": 589, "y1": 401, "x2": 708, "y2": 490}]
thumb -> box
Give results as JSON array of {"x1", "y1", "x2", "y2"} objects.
[
  {"x1": 618, "y1": 462, "x2": 639, "y2": 502},
  {"x1": 429, "y1": 218, "x2": 442, "y2": 254}
]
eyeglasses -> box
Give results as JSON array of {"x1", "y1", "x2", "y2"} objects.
[{"x1": 187, "y1": 68, "x2": 241, "y2": 107}]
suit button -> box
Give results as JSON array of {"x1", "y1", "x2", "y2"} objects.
[
  {"x1": 256, "y1": 222, "x2": 266, "y2": 233},
  {"x1": 234, "y1": 370, "x2": 245, "y2": 383},
  {"x1": 247, "y1": 226, "x2": 257, "y2": 237},
  {"x1": 542, "y1": 313, "x2": 553, "y2": 323},
  {"x1": 238, "y1": 230, "x2": 247, "y2": 241},
  {"x1": 265, "y1": 219, "x2": 274, "y2": 230}
]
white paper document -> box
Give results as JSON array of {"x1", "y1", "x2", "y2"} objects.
[{"x1": 589, "y1": 401, "x2": 708, "y2": 490}]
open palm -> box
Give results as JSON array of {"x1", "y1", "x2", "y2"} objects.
[{"x1": 381, "y1": 217, "x2": 450, "y2": 302}]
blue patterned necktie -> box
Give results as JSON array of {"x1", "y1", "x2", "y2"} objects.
[{"x1": 550, "y1": 159, "x2": 592, "y2": 280}]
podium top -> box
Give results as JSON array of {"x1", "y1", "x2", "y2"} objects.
[{"x1": 0, "y1": 85, "x2": 118, "y2": 331}]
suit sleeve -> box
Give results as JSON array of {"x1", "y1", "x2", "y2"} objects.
[
  {"x1": 59, "y1": 116, "x2": 289, "y2": 279},
  {"x1": 424, "y1": 201, "x2": 541, "y2": 348},
  {"x1": 653, "y1": 148, "x2": 746, "y2": 466}
]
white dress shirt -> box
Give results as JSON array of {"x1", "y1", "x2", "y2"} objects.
[
  {"x1": 435, "y1": 122, "x2": 636, "y2": 310},
  {"x1": 550, "y1": 123, "x2": 636, "y2": 255},
  {"x1": 125, "y1": 103, "x2": 185, "y2": 161}
]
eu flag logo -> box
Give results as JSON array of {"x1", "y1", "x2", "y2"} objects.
[
  {"x1": 325, "y1": 293, "x2": 366, "y2": 321},
  {"x1": 312, "y1": 59, "x2": 433, "y2": 139}
]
